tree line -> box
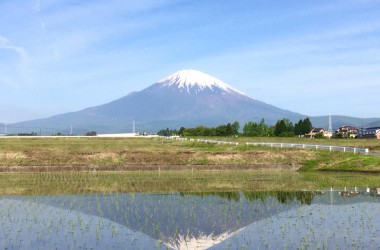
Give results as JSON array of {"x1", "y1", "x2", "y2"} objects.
[{"x1": 157, "y1": 118, "x2": 313, "y2": 137}]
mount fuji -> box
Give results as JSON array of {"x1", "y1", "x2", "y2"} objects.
[{"x1": 10, "y1": 69, "x2": 306, "y2": 134}]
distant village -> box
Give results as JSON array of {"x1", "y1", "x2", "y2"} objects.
[
  {"x1": 158, "y1": 118, "x2": 380, "y2": 140},
  {"x1": 1, "y1": 118, "x2": 380, "y2": 139},
  {"x1": 307, "y1": 125, "x2": 380, "y2": 139}
]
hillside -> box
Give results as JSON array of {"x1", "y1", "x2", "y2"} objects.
[{"x1": 4, "y1": 70, "x2": 379, "y2": 134}]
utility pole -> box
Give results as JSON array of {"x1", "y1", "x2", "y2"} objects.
[
  {"x1": 4, "y1": 124, "x2": 7, "y2": 135},
  {"x1": 133, "y1": 120, "x2": 135, "y2": 134},
  {"x1": 70, "y1": 125, "x2": 73, "y2": 136},
  {"x1": 328, "y1": 115, "x2": 332, "y2": 132}
]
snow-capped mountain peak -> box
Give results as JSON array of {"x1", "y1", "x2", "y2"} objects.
[{"x1": 158, "y1": 69, "x2": 245, "y2": 95}]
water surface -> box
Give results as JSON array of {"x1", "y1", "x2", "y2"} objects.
[{"x1": 1, "y1": 189, "x2": 379, "y2": 249}]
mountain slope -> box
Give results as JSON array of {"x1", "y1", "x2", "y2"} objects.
[
  {"x1": 92, "y1": 70, "x2": 305, "y2": 131},
  {"x1": 8, "y1": 70, "x2": 303, "y2": 134},
  {"x1": 7, "y1": 69, "x2": 378, "y2": 134}
]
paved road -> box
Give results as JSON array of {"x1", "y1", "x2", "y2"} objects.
[{"x1": 368, "y1": 152, "x2": 380, "y2": 157}]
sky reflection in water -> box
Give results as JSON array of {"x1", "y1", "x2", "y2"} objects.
[{"x1": 1, "y1": 189, "x2": 379, "y2": 249}]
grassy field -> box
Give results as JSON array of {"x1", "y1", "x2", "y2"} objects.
[
  {"x1": 199, "y1": 136, "x2": 380, "y2": 153},
  {"x1": 0, "y1": 137, "x2": 379, "y2": 172},
  {"x1": 1, "y1": 171, "x2": 380, "y2": 195},
  {"x1": 1, "y1": 137, "x2": 379, "y2": 195}
]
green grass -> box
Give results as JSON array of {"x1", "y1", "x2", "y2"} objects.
[
  {"x1": 1, "y1": 171, "x2": 380, "y2": 195},
  {"x1": 0, "y1": 137, "x2": 379, "y2": 172},
  {"x1": 300, "y1": 151, "x2": 380, "y2": 172},
  {"x1": 1, "y1": 137, "x2": 379, "y2": 195},
  {"x1": 192, "y1": 136, "x2": 380, "y2": 153}
]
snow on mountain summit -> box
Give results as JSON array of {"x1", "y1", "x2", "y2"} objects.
[{"x1": 158, "y1": 69, "x2": 245, "y2": 95}]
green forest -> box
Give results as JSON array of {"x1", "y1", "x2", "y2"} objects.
[{"x1": 157, "y1": 118, "x2": 313, "y2": 137}]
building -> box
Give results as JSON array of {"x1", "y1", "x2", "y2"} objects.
[
  {"x1": 358, "y1": 127, "x2": 380, "y2": 139},
  {"x1": 334, "y1": 125, "x2": 358, "y2": 138},
  {"x1": 305, "y1": 128, "x2": 332, "y2": 138}
]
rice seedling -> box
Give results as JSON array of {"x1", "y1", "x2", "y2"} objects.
[{"x1": 1, "y1": 176, "x2": 380, "y2": 249}]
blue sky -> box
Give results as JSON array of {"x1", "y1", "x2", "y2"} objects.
[{"x1": 1, "y1": 0, "x2": 380, "y2": 123}]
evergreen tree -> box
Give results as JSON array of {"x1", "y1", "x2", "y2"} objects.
[
  {"x1": 178, "y1": 127, "x2": 185, "y2": 136},
  {"x1": 294, "y1": 119, "x2": 302, "y2": 136},
  {"x1": 157, "y1": 128, "x2": 178, "y2": 136},
  {"x1": 274, "y1": 120, "x2": 287, "y2": 136},
  {"x1": 294, "y1": 118, "x2": 313, "y2": 136},
  {"x1": 274, "y1": 118, "x2": 295, "y2": 137},
  {"x1": 232, "y1": 121, "x2": 240, "y2": 135},
  {"x1": 226, "y1": 123, "x2": 234, "y2": 136},
  {"x1": 303, "y1": 118, "x2": 312, "y2": 134},
  {"x1": 215, "y1": 125, "x2": 227, "y2": 136},
  {"x1": 258, "y1": 118, "x2": 268, "y2": 136}
]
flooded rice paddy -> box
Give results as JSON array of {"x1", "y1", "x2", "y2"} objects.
[{"x1": 1, "y1": 189, "x2": 380, "y2": 249}]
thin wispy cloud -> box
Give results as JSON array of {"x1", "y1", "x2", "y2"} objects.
[
  {"x1": 0, "y1": 0, "x2": 379, "y2": 122},
  {"x1": 0, "y1": 36, "x2": 29, "y2": 62},
  {"x1": 0, "y1": 35, "x2": 31, "y2": 89}
]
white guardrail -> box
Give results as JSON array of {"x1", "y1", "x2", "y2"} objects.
[
  {"x1": 245, "y1": 142, "x2": 369, "y2": 155},
  {"x1": 161, "y1": 136, "x2": 191, "y2": 141},
  {"x1": 196, "y1": 139, "x2": 239, "y2": 146},
  {"x1": 160, "y1": 136, "x2": 238, "y2": 145},
  {"x1": 159, "y1": 136, "x2": 370, "y2": 155},
  {"x1": 0, "y1": 135, "x2": 372, "y2": 155}
]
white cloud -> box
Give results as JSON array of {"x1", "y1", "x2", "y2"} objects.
[
  {"x1": 0, "y1": 36, "x2": 31, "y2": 88},
  {"x1": 0, "y1": 36, "x2": 29, "y2": 62}
]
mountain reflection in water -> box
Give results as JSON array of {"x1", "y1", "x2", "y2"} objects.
[{"x1": 1, "y1": 189, "x2": 379, "y2": 249}]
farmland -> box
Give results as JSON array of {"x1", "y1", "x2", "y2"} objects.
[
  {"x1": 1, "y1": 189, "x2": 380, "y2": 249},
  {"x1": 0, "y1": 136, "x2": 379, "y2": 172},
  {"x1": 1, "y1": 171, "x2": 380, "y2": 195},
  {"x1": 1, "y1": 136, "x2": 380, "y2": 249}
]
